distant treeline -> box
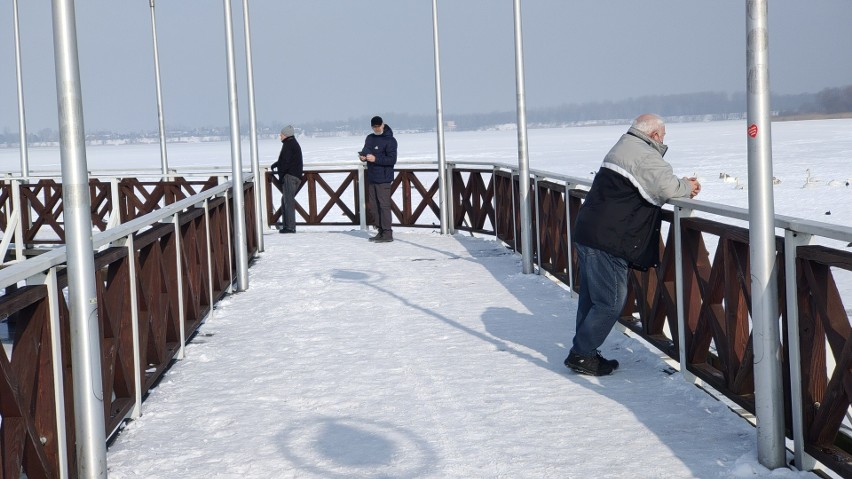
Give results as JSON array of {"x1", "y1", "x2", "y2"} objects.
[
  {"x1": 296, "y1": 84, "x2": 852, "y2": 134},
  {"x1": 3, "y1": 85, "x2": 851, "y2": 145}
]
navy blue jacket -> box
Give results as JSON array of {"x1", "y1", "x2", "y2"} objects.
[{"x1": 361, "y1": 125, "x2": 397, "y2": 184}]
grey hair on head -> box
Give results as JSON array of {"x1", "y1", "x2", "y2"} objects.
[{"x1": 631, "y1": 113, "x2": 665, "y2": 136}]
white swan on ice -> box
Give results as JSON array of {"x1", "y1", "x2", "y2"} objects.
[
  {"x1": 733, "y1": 178, "x2": 745, "y2": 190},
  {"x1": 720, "y1": 173, "x2": 738, "y2": 184},
  {"x1": 802, "y1": 169, "x2": 821, "y2": 188}
]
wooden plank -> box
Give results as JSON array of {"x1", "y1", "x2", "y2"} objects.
[{"x1": 0, "y1": 286, "x2": 48, "y2": 320}]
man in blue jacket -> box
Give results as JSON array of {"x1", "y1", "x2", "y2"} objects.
[
  {"x1": 566, "y1": 113, "x2": 701, "y2": 376},
  {"x1": 359, "y1": 116, "x2": 398, "y2": 242}
]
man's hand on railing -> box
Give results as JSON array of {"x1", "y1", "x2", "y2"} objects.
[{"x1": 685, "y1": 177, "x2": 701, "y2": 198}]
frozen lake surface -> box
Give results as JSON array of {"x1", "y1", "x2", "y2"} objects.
[{"x1": 5, "y1": 118, "x2": 851, "y2": 228}]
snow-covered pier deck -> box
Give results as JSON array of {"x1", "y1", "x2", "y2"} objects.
[{"x1": 105, "y1": 229, "x2": 801, "y2": 478}]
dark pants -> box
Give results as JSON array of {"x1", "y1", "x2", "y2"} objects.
[
  {"x1": 571, "y1": 244, "x2": 629, "y2": 356},
  {"x1": 281, "y1": 174, "x2": 301, "y2": 231},
  {"x1": 367, "y1": 182, "x2": 393, "y2": 233}
]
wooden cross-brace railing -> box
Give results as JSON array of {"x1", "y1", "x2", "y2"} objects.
[{"x1": 0, "y1": 179, "x2": 249, "y2": 478}]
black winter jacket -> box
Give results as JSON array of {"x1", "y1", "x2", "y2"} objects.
[
  {"x1": 361, "y1": 125, "x2": 397, "y2": 184},
  {"x1": 271, "y1": 137, "x2": 303, "y2": 177},
  {"x1": 573, "y1": 128, "x2": 692, "y2": 270},
  {"x1": 573, "y1": 167, "x2": 663, "y2": 270}
]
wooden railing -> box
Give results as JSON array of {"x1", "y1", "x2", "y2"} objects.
[
  {"x1": 1, "y1": 176, "x2": 219, "y2": 247},
  {"x1": 0, "y1": 178, "x2": 256, "y2": 477},
  {"x1": 260, "y1": 162, "x2": 852, "y2": 477},
  {"x1": 263, "y1": 167, "x2": 444, "y2": 229},
  {"x1": 2, "y1": 162, "x2": 851, "y2": 477}
]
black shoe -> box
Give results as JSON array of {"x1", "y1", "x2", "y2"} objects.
[
  {"x1": 373, "y1": 231, "x2": 393, "y2": 243},
  {"x1": 279, "y1": 228, "x2": 296, "y2": 234},
  {"x1": 368, "y1": 231, "x2": 383, "y2": 242},
  {"x1": 564, "y1": 351, "x2": 614, "y2": 376},
  {"x1": 595, "y1": 351, "x2": 619, "y2": 370}
]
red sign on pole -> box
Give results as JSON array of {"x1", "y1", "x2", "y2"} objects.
[{"x1": 748, "y1": 123, "x2": 758, "y2": 138}]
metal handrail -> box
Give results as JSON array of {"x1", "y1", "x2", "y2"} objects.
[
  {"x1": 0, "y1": 177, "x2": 246, "y2": 478},
  {"x1": 0, "y1": 180, "x2": 231, "y2": 290},
  {"x1": 3, "y1": 162, "x2": 852, "y2": 477}
]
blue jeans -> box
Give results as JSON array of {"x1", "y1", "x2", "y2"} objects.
[{"x1": 571, "y1": 244, "x2": 628, "y2": 357}]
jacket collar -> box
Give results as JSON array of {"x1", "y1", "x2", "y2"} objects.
[{"x1": 627, "y1": 127, "x2": 668, "y2": 157}]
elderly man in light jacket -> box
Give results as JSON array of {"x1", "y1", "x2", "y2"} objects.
[{"x1": 565, "y1": 113, "x2": 701, "y2": 376}]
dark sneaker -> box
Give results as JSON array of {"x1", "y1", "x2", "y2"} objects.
[
  {"x1": 373, "y1": 231, "x2": 393, "y2": 243},
  {"x1": 368, "y1": 231, "x2": 383, "y2": 242},
  {"x1": 595, "y1": 351, "x2": 619, "y2": 370},
  {"x1": 564, "y1": 351, "x2": 614, "y2": 376},
  {"x1": 279, "y1": 228, "x2": 296, "y2": 234}
]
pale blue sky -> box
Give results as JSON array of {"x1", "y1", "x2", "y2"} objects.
[{"x1": 1, "y1": 1, "x2": 851, "y2": 133}]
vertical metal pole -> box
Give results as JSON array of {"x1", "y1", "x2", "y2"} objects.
[
  {"x1": 447, "y1": 162, "x2": 456, "y2": 234},
  {"x1": 122, "y1": 236, "x2": 143, "y2": 420},
  {"x1": 45, "y1": 268, "x2": 69, "y2": 478},
  {"x1": 533, "y1": 175, "x2": 541, "y2": 274},
  {"x1": 149, "y1": 0, "x2": 169, "y2": 177},
  {"x1": 259, "y1": 167, "x2": 269, "y2": 230},
  {"x1": 223, "y1": 189, "x2": 235, "y2": 293},
  {"x1": 746, "y1": 0, "x2": 785, "y2": 469},
  {"x1": 511, "y1": 170, "x2": 517, "y2": 253},
  {"x1": 12, "y1": 180, "x2": 25, "y2": 261},
  {"x1": 204, "y1": 200, "x2": 215, "y2": 314},
  {"x1": 358, "y1": 163, "x2": 367, "y2": 231},
  {"x1": 564, "y1": 183, "x2": 574, "y2": 295},
  {"x1": 431, "y1": 0, "x2": 449, "y2": 235},
  {"x1": 222, "y1": 0, "x2": 249, "y2": 290},
  {"x1": 105, "y1": 178, "x2": 121, "y2": 230},
  {"x1": 673, "y1": 206, "x2": 688, "y2": 371},
  {"x1": 493, "y1": 166, "x2": 499, "y2": 241},
  {"x1": 172, "y1": 213, "x2": 187, "y2": 359},
  {"x1": 784, "y1": 230, "x2": 814, "y2": 471},
  {"x1": 241, "y1": 0, "x2": 264, "y2": 252},
  {"x1": 512, "y1": 0, "x2": 533, "y2": 274},
  {"x1": 50, "y1": 0, "x2": 108, "y2": 476},
  {"x1": 13, "y1": 0, "x2": 29, "y2": 177},
  {"x1": 673, "y1": 205, "x2": 698, "y2": 383}
]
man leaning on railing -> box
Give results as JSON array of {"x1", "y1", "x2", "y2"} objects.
[{"x1": 565, "y1": 113, "x2": 701, "y2": 376}]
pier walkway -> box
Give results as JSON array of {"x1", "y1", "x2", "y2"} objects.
[{"x1": 104, "y1": 229, "x2": 805, "y2": 479}]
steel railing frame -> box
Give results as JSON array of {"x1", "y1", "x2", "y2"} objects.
[
  {"x1": 3, "y1": 162, "x2": 852, "y2": 477},
  {"x1": 0, "y1": 179, "x2": 246, "y2": 477},
  {"x1": 260, "y1": 160, "x2": 852, "y2": 476}
]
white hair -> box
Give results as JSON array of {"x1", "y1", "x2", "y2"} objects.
[{"x1": 631, "y1": 114, "x2": 665, "y2": 136}]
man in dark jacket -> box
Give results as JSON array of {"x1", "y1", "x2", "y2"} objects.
[
  {"x1": 566, "y1": 113, "x2": 701, "y2": 376},
  {"x1": 359, "y1": 116, "x2": 398, "y2": 242},
  {"x1": 270, "y1": 125, "x2": 303, "y2": 233}
]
